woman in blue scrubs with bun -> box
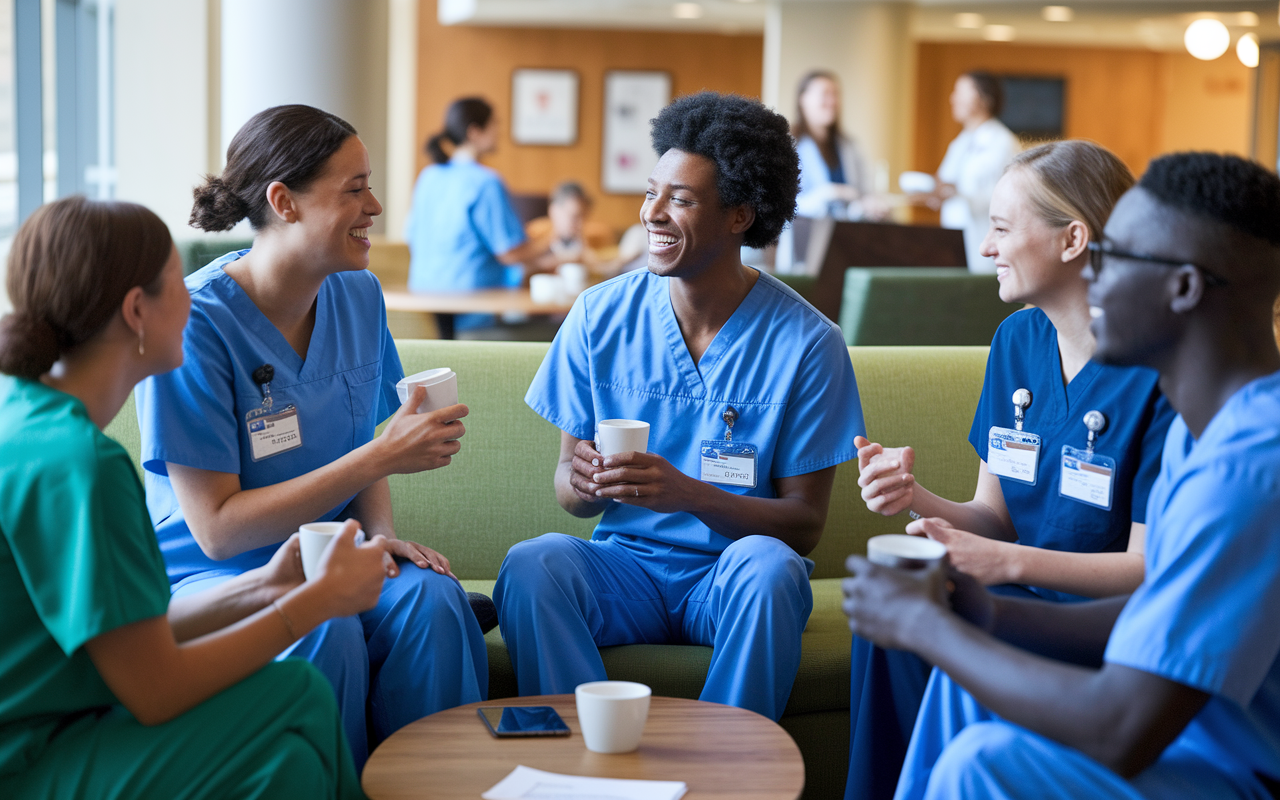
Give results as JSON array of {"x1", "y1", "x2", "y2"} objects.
[
  {"x1": 135, "y1": 104, "x2": 487, "y2": 770},
  {"x1": 845, "y1": 140, "x2": 1175, "y2": 800}
]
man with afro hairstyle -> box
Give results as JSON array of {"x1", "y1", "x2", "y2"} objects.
[
  {"x1": 495, "y1": 92, "x2": 866, "y2": 720},
  {"x1": 844, "y1": 151, "x2": 1280, "y2": 799}
]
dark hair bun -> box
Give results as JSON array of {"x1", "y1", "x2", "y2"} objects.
[
  {"x1": 190, "y1": 175, "x2": 250, "y2": 232},
  {"x1": 0, "y1": 312, "x2": 60, "y2": 379}
]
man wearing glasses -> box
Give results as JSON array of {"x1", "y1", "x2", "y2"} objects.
[{"x1": 844, "y1": 152, "x2": 1280, "y2": 799}]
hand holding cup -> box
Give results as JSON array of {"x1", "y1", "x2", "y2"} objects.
[
  {"x1": 377, "y1": 385, "x2": 468, "y2": 474},
  {"x1": 307, "y1": 520, "x2": 393, "y2": 619}
]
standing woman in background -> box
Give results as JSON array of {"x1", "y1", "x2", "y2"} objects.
[
  {"x1": 920, "y1": 71, "x2": 1021, "y2": 272},
  {"x1": 135, "y1": 104, "x2": 488, "y2": 771},
  {"x1": 0, "y1": 196, "x2": 385, "y2": 799},
  {"x1": 792, "y1": 70, "x2": 886, "y2": 221},
  {"x1": 404, "y1": 97, "x2": 555, "y2": 333}
]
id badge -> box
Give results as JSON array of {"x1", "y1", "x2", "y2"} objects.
[
  {"x1": 1060, "y1": 445, "x2": 1115, "y2": 510},
  {"x1": 987, "y1": 426, "x2": 1041, "y2": 485},
  {"x1": 246, "y1": 406, "x2": 303, "y2": 462},
  {"x1": 700, "y1": 440, "x2": 758, "y2": 488}
]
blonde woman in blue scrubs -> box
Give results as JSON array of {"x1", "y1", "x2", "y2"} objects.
[
  {"x1": 0, "y1": 196, "x2": 383, "y2": 798},
  {"x1": 136, "y1": 105, "x2": 488, "y2": 770}
]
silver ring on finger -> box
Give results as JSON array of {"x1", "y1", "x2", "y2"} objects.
[{"x1": 634, "y1": 487, "x2": 640, "y2": 497}]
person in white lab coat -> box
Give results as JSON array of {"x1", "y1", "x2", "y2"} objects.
[
  {"x1": 791, "y1": 71, "x2": 888, "y2": 221},
  {"x1": 919, "y1": 72, "x2": 1021, "y2": 273}
]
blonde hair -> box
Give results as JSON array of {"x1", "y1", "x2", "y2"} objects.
[{"x1": 1007, "y1": 140, "x2": 1134, "y2": 242}]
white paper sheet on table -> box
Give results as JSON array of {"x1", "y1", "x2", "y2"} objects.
[{"x1": 481, "y1": 765, "x2": 687, "y2": 800}]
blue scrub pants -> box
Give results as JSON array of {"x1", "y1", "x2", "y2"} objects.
[
  {"x1": 845, "y1": 584, "x2": 1042, "y2": 800},
  {"x1": 493, "y1": 532, "x2": 813, "y2": 721},
  {"x1": 176, "y1": 564, "x2": 488, "y2": 771},
  {"x1": 895, "y1": 669, "x2": 1270, "y2": 800}
]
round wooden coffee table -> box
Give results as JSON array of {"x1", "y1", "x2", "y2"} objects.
[{"x1": 362, "y1": 694, "x2": 804, "y2": 799}]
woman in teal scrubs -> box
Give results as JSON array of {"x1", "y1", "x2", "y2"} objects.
[{"x1": 0, "y1": 196, "x2": 385, "y2": 798}]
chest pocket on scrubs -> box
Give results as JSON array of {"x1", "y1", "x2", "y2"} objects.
[{"x1": 344, "y1": 363, "x2": 382, "y2": 448}]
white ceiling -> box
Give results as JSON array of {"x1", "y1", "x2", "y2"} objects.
[{"x1": 438, "y1": 0, "x2": 1280, "y2": 49}]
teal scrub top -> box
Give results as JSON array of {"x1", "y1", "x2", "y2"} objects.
[{"x1": 0, "y1": 376, "x2": 170, "y2": 777}]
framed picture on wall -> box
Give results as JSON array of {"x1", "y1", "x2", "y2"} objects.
[
  {"x1": 602, "y1": 70, "x2": 672, "y2": 193},
  {"x1": 512, "y1": 68, "x2": 579, "y2": 145}
]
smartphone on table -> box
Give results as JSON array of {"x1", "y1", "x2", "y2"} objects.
[{"x1": 477, "y1": 706, "x2": 571, "y2": 738}]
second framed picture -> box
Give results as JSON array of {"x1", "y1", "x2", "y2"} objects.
[{"x1": 511, "y1": 68, "x2": 579, "y2": 146}]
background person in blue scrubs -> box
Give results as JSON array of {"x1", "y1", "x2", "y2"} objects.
[
  {"x1": 846, "y1": 141, "x2": 1174, "y2": 800},
  {"x1": 845, "y1": 152, "x2": 1280, "y2": 800},
  {"x1": 136, "y1": 105, "x2": 487, "y2": 770},
  {"x1": 494, "y1": 92, "x2": 866, "y2": 722},
  {"x1": 404, "y1": 96, "x2": 561, "y2": 335}
]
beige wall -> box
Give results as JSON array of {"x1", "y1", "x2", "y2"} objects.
[{"x1": 416, "y1": 0, "x2": 764, "y2": 235}]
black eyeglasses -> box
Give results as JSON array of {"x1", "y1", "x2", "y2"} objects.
[{"x1": 1087, "y1": 240, "x2": 1228, "y2": 287}]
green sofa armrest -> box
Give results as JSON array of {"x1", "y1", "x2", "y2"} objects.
[{"x1": 840, "y1": 267, "x2": 1017, "y2": 346}]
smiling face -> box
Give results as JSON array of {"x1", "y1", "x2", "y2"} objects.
[
  {"x1": 288, "y1": 135, "x2": 383, "y2": 272},
  {"x1": 799, "y1": 76, "x2": 840, "y2": 134},
  {"x1": 1086, "y1": 188, "x2": 1188, "y2": 367},
  {"x1": 640, "y1": 148, "x2": 750, "y2": 279},
  {"x1": 981, "y1": 168, "x2": 1084, "y2": 305}
]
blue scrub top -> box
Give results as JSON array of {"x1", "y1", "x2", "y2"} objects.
[
  {"x1": 136, "y1": 251, "x2": 403, "y2": 588},
  {"x1": 525, "y1": 268, "x2": 866, "y2": 553},
  {"x1": 968, "y1": 309, "x2": 1174, "y2": 602},
  {"x1": 1106, "y1": 371, "x2": 1280, "y2": 783},
  {"x1": 404, "y1": 160, "x2": 527, "y2": 293}
]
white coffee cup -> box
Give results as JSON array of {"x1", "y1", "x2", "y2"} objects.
[
  {"x1": 558, "y1": 262, "x2": 588, "y2": 297},
  {"x1": 529, "y1": 273, "x2": 565, "y2": 305},
  {"x1": 866, "y1": 534, "x2": 947, "y2": 571},
  {"x1": 299, "y1": 521, "x2": 347, "y2": 581},
  {"x1": 396, "y1": 368, "x2": 458, "y2": 414},
  {"x1": 575, "y1": 681, "x2": 652, "y2": 754},
  {"x1": 595, "y1": 419, "x2": 649, "y2": 457}
]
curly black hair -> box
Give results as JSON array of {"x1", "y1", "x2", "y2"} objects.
[
  {"x1": 1139, "y1": 153, "x2": 1280, "y2": 247},
  {"x1": 650, "y1": 92, "x2": 800, "y2": 248}
]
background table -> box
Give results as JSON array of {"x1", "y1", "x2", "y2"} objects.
[
  {"x1": 362, "y1": 694, "x2": 805, "y2": 800},
  {"x1": 382, "y1": 289, "x2": 576, "y2": 339}
]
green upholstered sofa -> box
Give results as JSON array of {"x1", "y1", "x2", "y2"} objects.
[{"x1": 105, "y1": 340, "x2": 989, "y2": 800}]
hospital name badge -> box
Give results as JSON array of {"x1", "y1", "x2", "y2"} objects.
[
  {"x1": 700, "y1": 440, "x2": 758, "y2": 488},
  {"x1": 247, "y1": 407, "x2": 303, "y2": 462},
  {"x1": 987, "y1": 426, "x2": 1040, "y2": 485},
  {"x1": 1059, "y1": 446, "x2": 1115, "y2": 510}
]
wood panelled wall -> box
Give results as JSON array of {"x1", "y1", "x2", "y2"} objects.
[
  {"x1": 416, "y1": 2, "x2": 764, "y2": 235},
  {"x1": 914, "y1": 41, "x2": 1253, "y2": 177}
]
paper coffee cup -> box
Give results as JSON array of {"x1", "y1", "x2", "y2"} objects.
[
  {"x1": 299, "y1": 521, "x2": 346, "y2": 581},
  {"x1": 867, "y1": 534, "x2": 946, "y2": 571},
  {"x1": 575, "y1": 681, "x2": 652, "y2": 754},
  {"x1": 396, "y1": 368, "x2": 458, "y2": 414},
  {"x1": 596, "y1": 419, "x2": 649, "y2": 457}
]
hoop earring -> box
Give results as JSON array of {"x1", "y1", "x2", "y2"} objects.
[{"x1": 138, "y1": 327, "x2": 145, "y2": 356}]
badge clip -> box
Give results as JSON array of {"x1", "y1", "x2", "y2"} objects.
[
  {"x1": 1011, "y1": 389, "x2": 1032, "y2": 432},
  {"x1": 722, "y1": 406, "x2": 739, "y2": 442},
  {"x1": 1082, "y1": 410, "x2": 1107, "y2": 454}
]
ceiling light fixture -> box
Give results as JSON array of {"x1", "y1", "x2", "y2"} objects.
[
  {"x1": 673, "y1": 2, "x2": 703, "y2": 19},
  {"x1": 1238, "y1": 32, "x2": 1261, "y2": 68},
  {"x1": 954, "y1": 13, "x2": 984, "y2": 30},
  {"x1": 984, "y1": 24, "x2": 1016, "y2": 42},
  {"x1": 1042, "y1": 6, "x2": 1073, "y2": 23},
  {"x1": 1184, "y1": 18, "x2": 1230, "y2": 61}
]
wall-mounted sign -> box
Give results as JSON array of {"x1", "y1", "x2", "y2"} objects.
[
  {"x1": 512, "y1": 68, "x2": 579, "y2": 146},
  {"x1": 602, "y1": 70, "x2": 671, "y2": 194}
]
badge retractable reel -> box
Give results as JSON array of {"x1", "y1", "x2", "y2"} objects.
[
  {"x1": 699, "y1": 405, "x2": 758, "y2": 489},
  {"x1": 245, "y1": 364, "x2": 304, "y2": 462},
  {"x1": 987, "y1": 388, "x2": 1041, "y2": 485},
  {"x1": 1060, "y1": 410, "x2": 1115, "y2": 510}
]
